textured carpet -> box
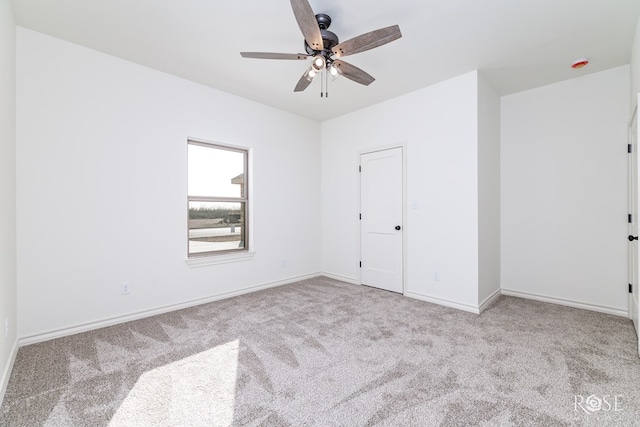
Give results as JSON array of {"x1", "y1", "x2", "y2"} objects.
[{"x1": 1, "y1": 276, "x2": 639, "y2": 426}]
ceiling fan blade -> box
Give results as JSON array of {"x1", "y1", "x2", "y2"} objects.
[
  {"x1": 290, "y1": 0, "x2": 323, "y2": 51},
  {"x1": 240, "y1": 52, "x2": 309, "y2": 60},
  {"x1": 332, "y1": 25, "x2": 402, "y2": 58},
  {"x1": 294, "y1": 71, "x2": 313, "y2": 92},
  {"x1": 333, "y1": 60, "x2": 375, "y2": 86}
]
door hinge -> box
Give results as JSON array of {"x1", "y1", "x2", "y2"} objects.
[
  {"x1": 359, "y1": 213, "x2": 362, "y2": 220},
  {"x1": 629, "y1": 144, "x2": 633, "y2": 154},
  {"x1": 630, "y1": 283, "x2": 633, "y2": 293},
  {"x1": 629, "y1": 214, "x2": 633, "y2": 224},
  {"x1": 359, "y1": 261, "x2": 362, "y2": 268},
  {"x1": 359, "y1": 165, "x2": 361, "y2": 172}
]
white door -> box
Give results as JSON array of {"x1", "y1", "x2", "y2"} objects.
[
  {"x1": 360, "y1": 147, "x2": 403, "y2": 293},
  {"x1": 630, "y1": 110, "x2": 639, "y2": 355}
]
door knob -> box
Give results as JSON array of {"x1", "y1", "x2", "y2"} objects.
[
  {"x1": 629, "y1": 235, "x2": 638, "y2": 241},
  {"x1": 395, "y1": 225, "x2": 401, "y2": 230}
]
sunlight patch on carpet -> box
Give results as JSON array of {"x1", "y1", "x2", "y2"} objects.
[{"x1": 108, "y1": 340, "x2": 239, "y2": 426}]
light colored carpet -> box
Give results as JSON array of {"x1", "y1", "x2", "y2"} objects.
[{"x1": 1, "y1": 276, "x2": 639, "y2": 426}]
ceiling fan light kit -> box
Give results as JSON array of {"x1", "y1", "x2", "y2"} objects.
[
  {"x1": 329, "y1": 63, "x2": 340, "y2": 79},
  {"x1": 240, "y1": 0, "x2": 402, "y2": 97},
  {"x1": 311, "y1": 55, "x2": 326, "y2": 71},
  {"x1": 304, "y1": 67, "x2": 316, "y2": 82}
]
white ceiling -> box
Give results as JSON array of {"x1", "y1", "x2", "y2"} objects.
[{"x1": 10, "y1": 0, "x2": 640, "y2": 121}]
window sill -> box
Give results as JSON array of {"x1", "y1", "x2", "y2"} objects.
[{"x1": 186, "y1": 251, "x2": 255, "y2": 268}]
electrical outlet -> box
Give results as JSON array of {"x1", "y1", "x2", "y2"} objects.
[
  {"x1": 121, "y1": 282, "x2": 130, "y2": 295},
  {"x1": 433, "y1": 271, "x2": 440, "y2": 281},
  {"x1": 5, "y1": 318, "x2": 8, "y2": 338}
]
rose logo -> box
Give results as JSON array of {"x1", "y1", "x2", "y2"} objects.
[{"x1": 585, "y1": 395, "x2": 603, "y2": 412}]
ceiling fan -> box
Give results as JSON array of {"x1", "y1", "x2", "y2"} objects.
[{"x1": 240, "y1": 0, "x2": 402, "y2": 96}]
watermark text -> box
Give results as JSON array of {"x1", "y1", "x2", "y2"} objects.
[{"x1": 574, "y1": 395, "x2": 623, "y2": 414}]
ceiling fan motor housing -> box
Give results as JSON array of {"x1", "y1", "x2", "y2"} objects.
[{"x1": 304, "y1": 14, "x2": 339, "y2": 56}]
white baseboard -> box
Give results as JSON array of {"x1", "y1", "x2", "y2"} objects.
[
  {"x1": 501, "y1": 288, "x2": 628, "y2": 317},
  {"x1": 0, "y1": 338, "x2": 18, "y2": 406},
  {"x1": 405, "y1": 292, "x2": 480, "y2": 314},
  {"x1": 479, "y1": 288, "x2": 502, "y2": 313},
  {"x1": 319, "y1": 272, "x2": 359, "y2": 285},
  {"x1": 19, "y1": 272, "x2": 321, "y2": 346},
  {"x1": 19, "y1": 273, "x2": 628, "y2": 349}
]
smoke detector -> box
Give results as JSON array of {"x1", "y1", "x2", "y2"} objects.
[{"x1": 571, "y1": 58, "x2": 589, "y2": 69}]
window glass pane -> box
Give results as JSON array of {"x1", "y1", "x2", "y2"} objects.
[
  {"x1": 188, "y1": 201, "x2": 245, "y2": 254},
  {"x1": 188, "y1": 144, "x2": 244, "y2": 198}
]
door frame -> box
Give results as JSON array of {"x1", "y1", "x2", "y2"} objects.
[
  {"x1": 630, "y1": 105, "x2": 637, "y2": 322},
  {"x1": 630, "y1": 103, "x2": 640, "y2": 358},
  {"x1": 357, "y1": 142, "x2": 408, "y2": 294}
]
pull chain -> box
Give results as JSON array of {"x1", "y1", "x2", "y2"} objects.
[
  {"x1": 325, "y1": 67, "x2": 329, "y2": 98},
  {"x1": 317, "y1": 66, "x2": 330, "y2": 98}
]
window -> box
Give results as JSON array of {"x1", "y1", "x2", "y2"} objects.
[{"x1": 188, "y1": 140, "x2": 248, "y2": 257}]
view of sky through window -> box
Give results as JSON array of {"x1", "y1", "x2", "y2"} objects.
[{"x1": 188, "y1": 144, "x2": 243, "y2": 200}]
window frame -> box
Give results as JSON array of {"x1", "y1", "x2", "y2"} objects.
[{"x1": 187, "y1": 139, "x2": 250, "y2": 259}]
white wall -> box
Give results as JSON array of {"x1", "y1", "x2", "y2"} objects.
[
  {"x1": 631, "y1": 15, "x2": 640, "y2": 112},
  {"x1": 501, "y1": 66, "x2": 630, "y2": 315},
  {"x1": 0, "y1": 0, "x2": 17, "y2": 403},
  {"x1": 477, "y1": 73, "x2": 501, "y2": 306},
  {"x1": 16, "y1": 28, "x2": 321, "y2": 339},
  {"x1": 321, "y1": 71, "x2": 482, "y2": 311}
]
